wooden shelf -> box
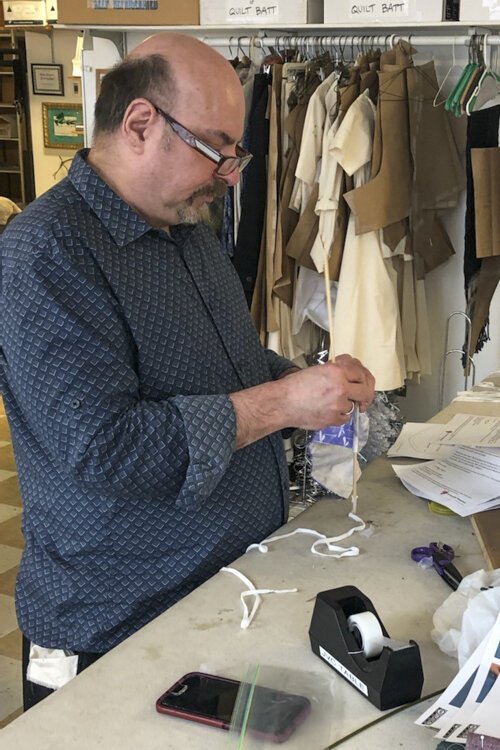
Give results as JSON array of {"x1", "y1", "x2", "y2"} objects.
[
  {"x1": 0, "y1": 164, "x2": 21, "y2": 173},
  {"x1": 52, "y1": 21, "x2": 500, "y2": 31}
]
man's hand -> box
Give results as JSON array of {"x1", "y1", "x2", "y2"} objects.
[{"x1": 230, "y1": 354, "x2": 375, "y2": 449}]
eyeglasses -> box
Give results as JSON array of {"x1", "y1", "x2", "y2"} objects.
[{"x1": 152, "y1": 103, "x2": 253, "y2": 177}]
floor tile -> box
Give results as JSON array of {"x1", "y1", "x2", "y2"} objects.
[
  {"x1": 0, "y1": 476, "x2": 22, "y2": 507},
  {"x1": 0, "y1": 546, "x2": 22, "y2": 576},
  {"x1": 0, "y1": 447, "x2": 17, "y2": 473},
  {"x1": 0, "y1": 515, "x2": 24, "y2": 548},
  {"x1": 0, "y1": 470, "x2": 17, "y2": 483},
  {"x1": 0, "y1": 422, "x2": 11, "y2": 443},
  {"x1": 0, "y1": 505, "x2": 21, "y2": 524},
  {"x1": 0, "y1": 594, "x2": 18, "y2": 638},
  {"x1": 0, "y1": 628, "x2": 21, "y2": 660},
  {"x1": 0, "y1": 654, "x2": 22, "y2": 722},
  {"x1": 0, "y1": 566, "x2": 19, "y2": 597}
]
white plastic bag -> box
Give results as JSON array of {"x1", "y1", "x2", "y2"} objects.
[
  {"x1": 431, "y1": 568, "x2": 500, "y2": 668},
  {"x1": 310, "y1": 412, "x2": 369, "y2": 497}
]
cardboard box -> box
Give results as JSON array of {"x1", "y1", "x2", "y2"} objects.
[
  {"x1": 57, "y1": 0, "x2": 199, "y2": 25},
  {"x1": 471, "y1": 148, "x2": 500, "y2": 258},
  {"x1": 324, "y1": 0, "x2": 444, "y2": 23},
  {"x1": 201, "y1": 0, "x2": 323, "y2": 24},
  {"x1": 460, "y1": 0, "x2": 499, "y2": 20},
  {"x1": 3, "y1": 1, "x2": 47, "y2": 25}
]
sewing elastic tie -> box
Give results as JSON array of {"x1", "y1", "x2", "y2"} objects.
[
  {"x1": 246, "y1": 515, "x2": 366, "y2": 559},
  {"x1": 221, "y1": 567, "x2": 297, "y2": 629}
]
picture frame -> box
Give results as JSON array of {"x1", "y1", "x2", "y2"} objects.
[
  {"x1": 42, "y1": 102, "x2": 84, "y2": 150},
  {"x1": 95, "y1": 68, "x2": 112, "y2": 98},
  {"x1": 31, "y1": 63, "x2": 64, "y2": 96}
]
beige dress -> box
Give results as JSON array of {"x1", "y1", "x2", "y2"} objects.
[{"x1": 331, "y1": 90, "x2": 407, "y2": 391}]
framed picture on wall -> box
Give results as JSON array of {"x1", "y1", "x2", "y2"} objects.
[
  {"x1": 95, "y1": 68, "x2": 112, "y2": 97},
  {"x1": 42, "y1": 102, "x2": 84, "y2": 150},
  {"x1": 31, "y1": 64, "x2": 64, "y2": 96}
]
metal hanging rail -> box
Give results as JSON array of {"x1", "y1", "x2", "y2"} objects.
[{"x1": 202, "y1": 33, "x2": 500, "y2": 48}]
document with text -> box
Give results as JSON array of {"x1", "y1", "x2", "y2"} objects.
[{"x1": 392, "y1": 446, "x2": 500, "y2": 516}]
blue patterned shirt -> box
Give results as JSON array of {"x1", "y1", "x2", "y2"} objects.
[{"x1": 0, "y1": 150, "x2": 291, "y2": 652}]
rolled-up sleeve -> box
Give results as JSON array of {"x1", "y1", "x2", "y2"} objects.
[
  {"x1": 172, "y1": 394, "x2": 236, "y2": 508},
  {"x1": 264, "y1": 349, "x2": 297, "y2": 380}
]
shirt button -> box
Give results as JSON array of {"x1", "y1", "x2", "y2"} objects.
[{"x1": 71, "y1": 399, "x2": 81, "y2": 409}]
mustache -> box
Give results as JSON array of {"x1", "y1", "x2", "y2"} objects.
[{"x1": 189, "y1": 180, "x2": 228, "y2": 202}]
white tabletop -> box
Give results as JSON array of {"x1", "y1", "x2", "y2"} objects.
[{"x1": 0, "y1": 452, "x2": 484, "y2": 749}]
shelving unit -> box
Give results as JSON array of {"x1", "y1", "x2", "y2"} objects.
[{"x1": 0, "y1": 29, "x2": 34, "y2": 206}]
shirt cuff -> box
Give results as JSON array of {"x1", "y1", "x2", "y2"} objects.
[
  {"x1": 264, "y1": 350, "x2": 298, "y2": 380},
  {"x1": 172, "y1": 394, "x2": 236, "y2": 511}
]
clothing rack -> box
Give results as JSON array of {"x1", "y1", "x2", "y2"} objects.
[{"x1": 203, "y1": 33, "x2": 500, "y2": 49}]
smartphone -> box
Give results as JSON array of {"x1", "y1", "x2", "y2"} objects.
[{"x1": 156, "y1": 671, "x2": 311, "y2": 743}]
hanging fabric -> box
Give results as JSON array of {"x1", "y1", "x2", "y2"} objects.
[{"x1": 464, "y1": 105, "x2": 500, "y2": 357}]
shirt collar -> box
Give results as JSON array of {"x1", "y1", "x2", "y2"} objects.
[{"x1": 68, "y1": 149, "x2": 153, "y2": 247}]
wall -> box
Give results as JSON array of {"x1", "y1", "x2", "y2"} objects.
[{"x1": 25, "y1": 29, "x2": 83, "y2": 197}]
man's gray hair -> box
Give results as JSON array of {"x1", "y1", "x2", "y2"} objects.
[{"x1": 93, "y1": 54, "x2": 176, "y2": 136}]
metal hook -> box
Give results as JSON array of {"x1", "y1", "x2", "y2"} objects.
[
  {"x1": 468, "y1": 33, "x2": 475, "y2": 64},
  {"x1": 439, "y1": 312, "x2": 475, "y2": 410},
  {"x1": 228, "y1": 35, "x2": 235, "y2": 59},
  {"x1": 338, "y1": 34, "x2": 346, "y2": 63},
  {"x1": 306, "y1": 35, "x2": 313, "y2": 60},
  {"x1": 237, "y1": 36, "x2": 247, "y2": 60},
  {"x1": 483, "y1": 32, "x2": 491, "y2": 68},
  {"x1": 275, "y1": 34, "x2": 284, "y2": 62}
]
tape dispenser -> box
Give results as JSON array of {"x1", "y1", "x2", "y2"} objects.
[{"x1": 309, "y1": 585, "x2": 424, "y2": 710}]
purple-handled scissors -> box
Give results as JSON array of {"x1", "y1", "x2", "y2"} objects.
[{"x1": 411, "y1": 542, "x2": 463, "y2": 591}]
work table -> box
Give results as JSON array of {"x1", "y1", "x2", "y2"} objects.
[{"x1": 0, "y1": 448, "x2": 486, "y2": 748}]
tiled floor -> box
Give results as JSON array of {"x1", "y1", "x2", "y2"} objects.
[{"x1": 0, "y1": 398, "x2": 24, "y2": 727}]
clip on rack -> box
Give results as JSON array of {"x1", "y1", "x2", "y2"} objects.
[{"x1": 309, "y1": 585, "x2": 424, "y2": 710}]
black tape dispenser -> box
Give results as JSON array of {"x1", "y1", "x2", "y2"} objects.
[{"x1": 309, "y1": 585, "x2": 424, "y2": 710}]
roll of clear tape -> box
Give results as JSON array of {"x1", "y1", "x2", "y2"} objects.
[{"x1": 347, "y1": 611, "x2": 384, "y2": 658}]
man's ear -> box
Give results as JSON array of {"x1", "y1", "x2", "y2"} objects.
[{"x1": 121, "y1": 99, "x2": 156, "y2": 154}]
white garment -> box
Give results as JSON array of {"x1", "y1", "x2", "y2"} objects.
[
  {"x1": 291, "y1": 72, "x2": 337, "y2": 215},
  {"x1": 310, "y1": 81, "x2": 343, "y2": 272},
  {"x1": 292, "y1": 266, "x2": 338, "y2": 335},
  {"x1": 331, "y1": 90, "x2": 407, "y2": 392}
]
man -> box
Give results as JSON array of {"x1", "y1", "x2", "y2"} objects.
[{"x1": 0, "y1": 33, "x2": 375, "y2": 707}]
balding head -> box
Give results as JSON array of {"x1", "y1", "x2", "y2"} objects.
[
  {"x1": 89, "y1": 33, "x2": 246, "y2": 229},
  {"x1": 94, "y1": 33, "x2": 243, "y2": 139}
]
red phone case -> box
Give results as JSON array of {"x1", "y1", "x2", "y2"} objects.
[{"x1": 156, "y1": 671, "x2": 311, "y2": 743}]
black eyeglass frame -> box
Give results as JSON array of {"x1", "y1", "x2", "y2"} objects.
[{"x1": 152, "y1": 103, "x2": 252, "y2": 177}]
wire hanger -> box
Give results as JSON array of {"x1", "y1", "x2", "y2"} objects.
[
  {"x1": 433, "y1": 37, "x2": 460, "y2": 107},
  {"x1": 466, "y1": 33, "x2": 500, "y2": 115}
]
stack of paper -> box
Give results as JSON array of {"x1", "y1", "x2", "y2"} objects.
[
  {"x1": 416, "y1": 615, "x2": 500, "y2": 744},
  {"x1": 390, "y1": 414, "x2": 500, "y2": 516}
]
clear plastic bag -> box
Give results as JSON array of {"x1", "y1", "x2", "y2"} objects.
[
  {"x1": 309, "y1": 412, "x2": 369, "y2": 498},
  {"x1": 227, "y1": 664, "x2": 334, "y2": 748}
]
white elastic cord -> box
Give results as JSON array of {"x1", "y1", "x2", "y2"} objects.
[
  {"x1": 247, "y1": 516, "x2": 366, "y2": 559},
  {"x1": 312, "y1": 513, "x2": 366, "y2": 557},
  {"x1": 221, "y1": 567, "x2": 297, "y2": 629}
]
